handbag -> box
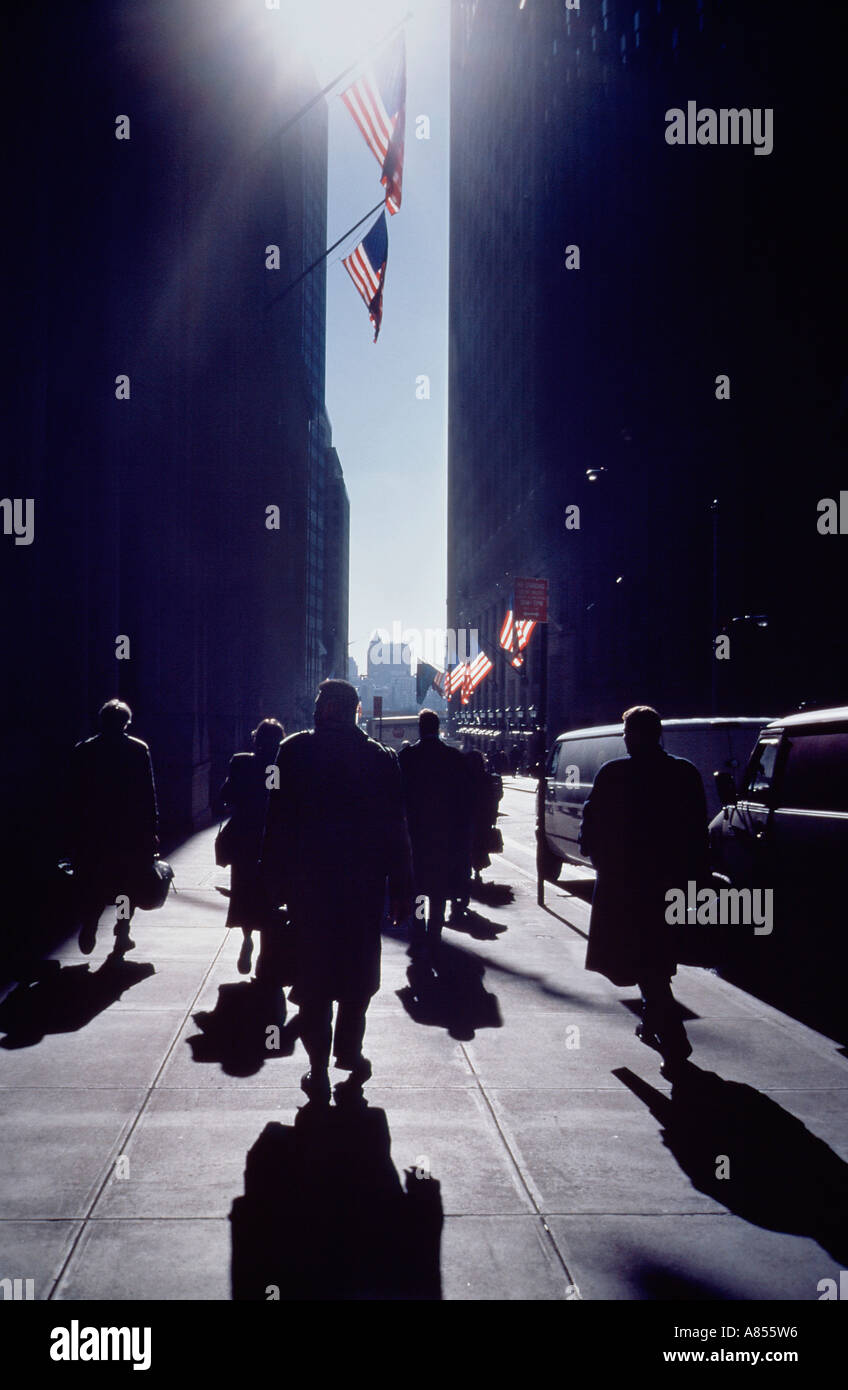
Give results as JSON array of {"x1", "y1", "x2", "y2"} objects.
[
  {"x1": 134, "y1": 856, "x2": 175, "y2": 911},
  {"x1": 214, "y1": 817, "x2": 238, "y2": 868},
  {"x1": 256, "y1": 906, "x2": 297, "y2": 987}
]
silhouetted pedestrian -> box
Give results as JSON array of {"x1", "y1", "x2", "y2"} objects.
[
  {"x1": 219, "y1": 719, "x2": 284, "y2": 977},
  {"x1": 68, "y1": 699, "x2": 159, "y2": 957},
  {"x1": 465, "y1": 748, "x2": 503, "y2": 893},
  {"x1": 399, "y1": 710, "x2": 472, "y2": 957},
  {"x1": 261, "y1": 680, "x2": 412, "y2": 1105},
  {"x1": 580, "y1": 705, "x2": 709, "y2": 1078}
]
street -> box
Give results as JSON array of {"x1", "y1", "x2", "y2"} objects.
[{"x1": 1, "y1": 779, "x2": 846, "y2": 1301}]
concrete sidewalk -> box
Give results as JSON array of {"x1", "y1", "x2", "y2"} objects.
[{"x1": 1, "y1": 788, "x2": 846, "y2": 1301}]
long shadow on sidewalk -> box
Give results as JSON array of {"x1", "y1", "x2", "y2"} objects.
[
  {"x1": 230, "y1": 1100, "x2": 443, "y2": 1299},
  {"x1": 0, "y1": 956, "x2": 155, "y2": 1048},
  {"x1": 397, "y1": 941, "x2": 502, "y2": 1041},
  {"x1": 616, "y1": 1063, "x2": 848, "y2": 1266},
  {"x1": 187, "y1": 981, "x2": 297, "y2": 1077}
]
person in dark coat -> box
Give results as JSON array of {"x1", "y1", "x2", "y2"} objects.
[
  {"x1": 580, "y1": 705, "x2": 709, "y2": 1077},
  {"x1": 68, "y1": 699, "x2": 159, "y2": 957},
  {"x1": 261, "y1": 680, "x2": 412, "y2": 1105},
  {"x1": 219, "y1": 718, "x2": 284, "y2": 977},
  {"x1": 465, "y1": 748, "x2": 502, "y2": 891},
  {"x1": 398, "y1": 710, "x2": 472, "y2": 954}
]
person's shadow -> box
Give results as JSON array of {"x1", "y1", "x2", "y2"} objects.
[
  {"x1": 446, "y1": 906, "x2": 507, "y2": 942},
  {"x1": 230, "y1": 1101, "x2": 444, "y2": 1299},
  {"x1": 187, "y1": 981, "x2": 297, "y2": 1078},
  {"x1": 397, "y1": 940, "x2": 502, "y2": 1042},
  {"x1": 616, "y1": 1063, "x2": 848, "y2": 1264},
  {"x1": 0, "y1": 955, "x2": 155, "y2": 1048},
  {"x1": 469, "y1": 881, "x2": 515, "y2": 908}
]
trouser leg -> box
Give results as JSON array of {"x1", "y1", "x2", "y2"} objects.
[
  {"x1": 333, "y1": 996, "x2": 369, "y2": 1064},
  {"x1": 638, "y1": 972, "x2": 690, "y2": 1058},
  {"x1": 427, "y1": 897, "x2": 446, "y2": 945},
  {"x1": 298, "y1": 996, "x2": 333, "y2": 1074}
]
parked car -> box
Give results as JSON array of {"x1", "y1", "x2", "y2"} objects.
[
  {"x1": 710, "y1": 706, "x2": 848, "y2": 926},
  {"x1": 539, "y1": 717, "x2": 771, "y2": 880}
]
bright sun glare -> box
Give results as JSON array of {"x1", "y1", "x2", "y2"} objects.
[{"x1": 286, "y1": 0, "x2": 413, "y2": 85}]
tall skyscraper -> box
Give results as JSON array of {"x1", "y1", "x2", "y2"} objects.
[
  {"x1": 448, "y1": 0, "x2": 845, "y2": 745},
  {"x1": 2, "y1": 0, "x2": 349, "y2": 896}
]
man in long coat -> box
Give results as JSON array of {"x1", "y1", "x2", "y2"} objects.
[
  {"x1": 398, "y1": 710, "x2": 473, "y2": 955},
  {"x1": 580, "y1": 705, "x2": 709, "y2": 1074},
  {"x1": 69, "y1": 699, "x2": 159, "y2": 956},
  {"x1": 261, "y1": 680, "x2": 412, "y2": 1104}
]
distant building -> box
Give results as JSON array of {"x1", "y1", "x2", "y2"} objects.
[{"x1": 366, "y1": 635, "x2": 417, "y2": 714}]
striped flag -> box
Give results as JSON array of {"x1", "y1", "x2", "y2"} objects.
[
  {"x1": 466, "y1": 650, "x2": 493, "y2": 697},
  {"x1": 499, "y1": 610, "x2": 537, "y2": 668},
  {"x1": 446, "y1": 663, "x2": 466, "y2": 702},
  {"x1": 340, "y1": 34, "x2": 406, "y2": 215},
  {"x1": 342, "y1": 212, "x2": 388, "y2": 341}
]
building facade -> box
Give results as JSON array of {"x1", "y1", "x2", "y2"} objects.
[
  {"x1": 448, "y1": 0, "x2": 846, "y2": 747},
  {"x1": 2, "y1": 0, "x2": 349, "y2": 900}
]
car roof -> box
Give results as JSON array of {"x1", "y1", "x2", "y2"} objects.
[
  {"x1": 765, "y1": 706, "x2": 848, "y2": 731},
  {"x1": 554, "y1": 717, "x2": 772, "y2": 742}
]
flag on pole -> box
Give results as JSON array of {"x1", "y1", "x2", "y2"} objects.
[
  {"x1": 415, "y1": 660, "x2": 444, "y2": 705},
  {"x1": 446, "y1": 663, "x2": 466, "y2": 702},
  {"x1": 467, "y1": 650, "x2": 494, "y2": 695},
  {"x1": 340, "y1": 33, "x2": 406, "y2": 215},
  {"x1": 499, "y1": 610, "x2": 537, "y2": 668},
  {"x1": 342, "y1": 212, "x2": 388, "y2": 341}
]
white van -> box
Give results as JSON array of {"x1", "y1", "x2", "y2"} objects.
[{"x1": 540, "y1": 717, "x2": 771, "y2": 876}]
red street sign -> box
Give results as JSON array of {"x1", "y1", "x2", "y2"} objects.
[
  {"x1": 373, "y1": 695, "x2": 383, "y2": 717},
  {"x1": 515, "y1": 577, "x2": 549, "y2": 622}
]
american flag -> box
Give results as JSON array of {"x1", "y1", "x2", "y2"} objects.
[
  {"x1": 340, "y1": 33, "x2": 406, "y2": 215},
  {"x1": 499, "y1": 610, "x2": 537, "y2": 668},
  {"x1": 465, "y1": 650, "x2": 493, "y2": 700},
  {"x1": 445, "y1": 663, "x2": 466, "y2": 702},
  {"x1": 342, "y1": 212, "x2": 388, "y2": 341}
]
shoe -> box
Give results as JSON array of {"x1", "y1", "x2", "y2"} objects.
[
  {"x1": 300, "y1": 1070, "x2": 331, "y2": 1104},
  {"x1": 237, "y1": 937, "x2": 253, "y2": 975},
  {"x1": 113, "y1": 923, "x2": 136, "y2": 953},
  {"x1": 78, "y1": 923, "x2": 97, "y2": 955},
  {"x1": 660, "y1": 1055, "x2": 693, "y2": 1082},
  {"x1": 335, "y1": 1054, "x2": 372, "y2": 1083},
  {"x1": 635, "y1": 1023, "x2": 662, "y2": 1053}
]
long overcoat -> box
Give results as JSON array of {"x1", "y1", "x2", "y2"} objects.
[
  {"x1": 580, "y1": 749, "x2": 709, "y2": 986},
  {"x1": 68, "y1": 731, "x2": 158, "y2": 902},
  {"x1": 261, "y1": 723, "x2": 412, "y2": 1001},
  {"x1": 398, "y1": 737, "x2": 473, "y2": 899},
  {"x1": 219, "y1": 751, "x2": 272, "y2": 931}
]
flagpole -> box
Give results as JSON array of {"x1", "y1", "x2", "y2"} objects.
[
  {"x1": 265, "y1": 198, "x2": 385, "y2": 310},
  {"x1": 266, "y1": 11, "x2": 413, "y2": 147}
]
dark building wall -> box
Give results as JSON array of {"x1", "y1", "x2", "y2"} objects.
[
  {"x1": 448, "y1": 0, "x2": 846, "y2": 743},
  {"x1": 2, "y1": 0, "x2": 349, "y2": 885}
]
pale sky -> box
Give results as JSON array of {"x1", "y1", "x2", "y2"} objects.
[{"x1": 287, "y1": 0, "x2": 451, "y2": 676}]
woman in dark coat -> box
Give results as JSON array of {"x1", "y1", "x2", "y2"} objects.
[
  {"x1": 220, "y1": 719, "x2": 284, "y2": 975},
  {"x1": 467, "y1": 749, "x2": 503, "y2": 884}
]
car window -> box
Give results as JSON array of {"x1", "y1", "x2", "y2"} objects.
[
  {"x1": 743, "y1": 738, "x2": 781, "y2": 801},
  {"x1": 570, "y1": 739, "x2": 604, "y2": 786},
  {"x1": 546, "y1": 744, "x2": 561, "y2": 778},
  {"x1": 779, "y1": 731, "x2": 848, "y2": 813}
]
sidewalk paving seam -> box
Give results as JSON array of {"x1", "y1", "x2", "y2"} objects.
[
  {"x1": 458, "y1": 1041, "x2": 580, "y2": 1294},
  {"x1": 45, "y1": 929, "x2": 231, "y2": 1300}
]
